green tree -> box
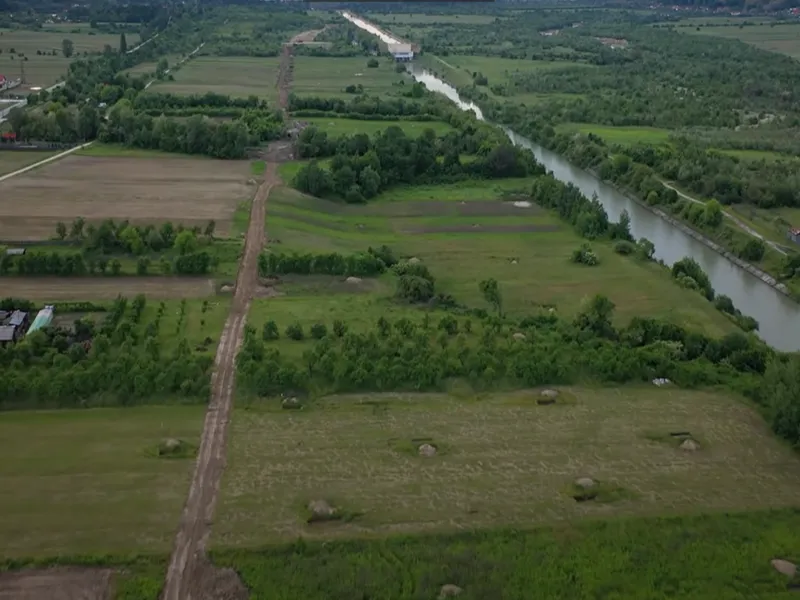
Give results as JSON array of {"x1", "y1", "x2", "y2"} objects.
[
  {"x1": 62, "y1": 38, "x2": 74, "y2": 58},
  {"x1": 174, "y1": 230, "x2": 197, "y2": 256},
  {"x1": 704, "y1": 199, "x2": 724, "y2": 228},
  {"x1": 110, "y1": 259, "x2": 122, "y2": 275},
  {"x1": 55, "y1": 221, "x2": 67, "y2": 240},
  {"x1": 479, "y1": 278, "x2": 503, "y2": 316},
  {"x1": 263, "y1": 320, "x2": 280, "y2": 340},
  {"x1": 119, "y1": 32, "x2": 128, "y2": 54}
]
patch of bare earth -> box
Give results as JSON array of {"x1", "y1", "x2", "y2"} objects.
[
  {"x1": 0, "y1": 277, "x2": 215, "y2": 300},
  {"x1": 0, "y1": 156, "x2": 250, "y2": 240},
  {"x1": 401, "y1": 224, "x2": 559, "y2": 234},
  {"x1": 0, "y1": 567, "x2": 113, "y2": 600}
]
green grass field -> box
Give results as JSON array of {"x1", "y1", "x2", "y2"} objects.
[
  {"x1": 293, "y1": 56, "x2": 407, "y2": 99},
  {"x1": 683, "y1": 22, "x2": 800, "y2": 60},
  {"x1": 215, "y1": 507, "x2": 800, "y2": 599},
  {"x1": 557, "y1": 123, "x2": 672, "y2": 146},
  {"x1": 260, "y1": 181, "x2": 735, "y2": 336},
  {"x1": 0, "y1": 405, "x2": 204, "y2": 558},
  {"x1": 122, "y1": 53, "x2": 182, "y2": 76},
  {"x1": 0, "y1": 150, "x2": 57, "y2": 176},
  {"x1": 0, "y1": 28, "x2": 138, "y2": 91},
  {"x1": 214, "y1": 386, "x2": 800, "y2": 549},
  {"x1": 299, "y1": 117, "x2": 454, "y2": 137},
  {"x1": 717, "y1": 148, "x2": 800, "y2": 163},
  {"x1": 147, "y1": 56, "x2": 282, "y2": 100}
]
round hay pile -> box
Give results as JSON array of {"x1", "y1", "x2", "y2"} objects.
[
  {"x1": 157, "y1": 438, "x2": 189, "y2": 457},
  {"x1": 345, "y1": 276, "x2": 362, "y2": 284},
  {"x1": 538, "y1": 389, "x2": 559, "y2": 405},
  {"x1": 439, "y1": 584, "x2": 463, "y2": 598},
  {"x1": 771, "y1": 559, "x2": 797, "y2": 578},
  {"x1": 575, "y1": 477, "x2": 596, "y2": 490},
  {"x1": 307, "y1": 499, "x2": 336, "y2": 522},
  {"x1": 281, "y1": 397, "x2": 302, "y2": 410},
  {"x1": 512, "y1": 332, "x2": 526, "y2": 341},
  {"x1": 418, "y1": 443, "x2": 437, "y2": 457},
  {"x1": 680, "y1": 438, "x2": 700, "y2": 452}
]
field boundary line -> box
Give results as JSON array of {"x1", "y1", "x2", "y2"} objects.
[{"x1": 0, "y1": 142, "x2": 94, "y2": 182}]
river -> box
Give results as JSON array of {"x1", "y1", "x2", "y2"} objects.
[{"x1": 342, "y1": 12, "x2": 800, "y2": 351}]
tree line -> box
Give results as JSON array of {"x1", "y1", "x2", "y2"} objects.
[
  {"x1": 293, "y1": 125, "x2": 542, "y2": 202},
  {"x1": 258, "y1": 246, "x2": 396, "y2": 277}
]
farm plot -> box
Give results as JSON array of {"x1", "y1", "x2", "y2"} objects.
[
  {"x1": 0, "y1": 28, "x2": 138, "y2": 93},
  {"x1": 261, "y1": 183, "x2": 736, "y2": 337},
  {"x1": 214, "y1": 386, "x2": 800, "y2": 547},
  {"x1": 0, "y1": 150, "x2": 56, "y2": 176},
  {"x1": 0, "y1": 405, "x2": 204, "y2": 558},
  {"x1": 684, "y1": 22, "x2": 800, "y2": 61},
  {"x1": 147, "y1": 56, "x2": 282, "y2": 100},
  {"x1": 0, "y1": 155, "x2": 252, "y2": 241},
  {"x1": 0, "y1": 277, "x2": 216, "y2": 300},
  {"x1": 292, "y1": 56, "x2": 406, "y2": 99}
]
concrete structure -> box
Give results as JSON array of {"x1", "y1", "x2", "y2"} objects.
[{"x1": 388, "y1": 43, "x2": 414, "y2": 62}]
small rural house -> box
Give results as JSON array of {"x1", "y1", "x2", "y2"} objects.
[
  {"x1": 788, "y1": 227, "x2": 800, "y2": 245},
  {"x1": 0, "y1": 325, "x2": 17, "y2": 346},
  {"x1": 388, "y1": 43, "x2": 414, "y2": 62},
  {"x1": 7, "y1": 310, "x2": 28, "y2": 328}
]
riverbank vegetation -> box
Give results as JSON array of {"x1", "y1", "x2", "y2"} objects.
[{"x1": 384, "y1": 6, "x2": 800, "y2": 292}]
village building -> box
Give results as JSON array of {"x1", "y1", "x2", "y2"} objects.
[{"x1": 388, "y1": 43, "x2": 414, "y2": 62}]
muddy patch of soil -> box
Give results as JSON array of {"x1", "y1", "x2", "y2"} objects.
[
  {"x1": 187, "y1": 560, "x2": 249, "y2": 600},
  {"x1": 0, "y1": 567, "x2": 113, "y2": 600},
  {"x1": 401, "y1": 223, "x2": 558, "y2": 234}
]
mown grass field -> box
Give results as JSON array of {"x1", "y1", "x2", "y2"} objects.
[
  {"x1": 0, "y1": 150, "x2": 56, "y2": 176},
  {"x1": 299, "y1": 117, "x2": 454, "y2": 137},
  {"x1": 122, "y1": 53, "x2": 182, "y2": 76},
  {"x1": 0, "y1": 28, "x2": 137, "y2": 91},
  {"x1": 682, "y1": 21, "x2": 800, "y2": 60},
  {"x1": 556, "y1": 123, "x2": 672, "y2": 146},
  {"x1": 215, "y1": 507, "x2": 800, "y2": 600},
  {"x1": 215, "y1": 386, "x2": 800, "y2": 549},
  {"x1": 259, "y1": 181, "x2": 736, "y2": 336},
  {"x1": 293, "y1": 56, "x2": 407, "y2": 99},
  {"x1": 147, "y1": 56, "x2": 282, "y2": 100},
  {"x1": 0, "y1": 406, "x2": 204, "y2": 558}
]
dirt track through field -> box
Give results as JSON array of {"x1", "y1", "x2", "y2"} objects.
[{"x1": 161, "y1": 44, "x2": 294, "y2": 600}]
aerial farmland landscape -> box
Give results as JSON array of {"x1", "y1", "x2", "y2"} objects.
[{"x1": 2, "y1": 0, "x2": 800, "y2": 599}]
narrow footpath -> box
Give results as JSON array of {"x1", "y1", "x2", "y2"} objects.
[{"x1": 160, "y1": 45, "x2": 293, "y2": 600}]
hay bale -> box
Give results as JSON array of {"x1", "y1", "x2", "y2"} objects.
[
  {"x1": 540, "y1": 389, "x2": 559, "y2": 400},
  {"x1": 771, "y1": 559, "x2": 797, "y2": 578},
  {"x1": 158, "y1": 438, "x2": 185, "y2": 457},
  {"x1": 680, "y1": 438, "x2": 700, "y2": 452},
  {"x1": 512, "y1": 332, "x2": 526, "y2": 341},
  {"x1": 345, "y1": 276, "x2": 362, "y2": 284},
  {"x1": 439, "y1": 584, "x2": 463, "y2": 598},
  {"x1": 281, "y1": 397, "x2": 302, "y2": 410},
  {"x1": 220, "y1": 285, "x2": 234, "y2": 293},
  {"x1": 307, "y1": 499, "x2": 336, "y2": 521},
  {"x1": 575, "y1": 477, "x2": 596, "y2": 490},
  {"x1": 418, "y1": 443, "x2": 437, "y2": 457}
]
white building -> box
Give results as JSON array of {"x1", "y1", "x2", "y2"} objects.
[{"x1": 388, "y1": 43, "x2": 414, "y2": 62}]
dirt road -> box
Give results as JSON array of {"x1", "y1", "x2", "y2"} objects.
[
  {"x1": 161, "y1": 157, "x2": 279, "y2": 600},
  {"x1": 277, "y1": 44, "x2": 293, "y2": 112}
]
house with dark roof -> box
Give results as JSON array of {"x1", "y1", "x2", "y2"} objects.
[
  {"x1": 8, "y1": 310, "x2": 28, "y2": 328},
  {"x1": 0, "y1": 325, "x2": 17, "y2": 346}
]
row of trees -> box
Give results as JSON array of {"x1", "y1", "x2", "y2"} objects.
[
  {"x1": 237, "y1": 293, "x2": 769, "y2": 402},
  {"x1": 0, "y1": 249, "x2": 212, "y2": 276},
  {"x1": 54, "y1": 218, "x2": 216, "y2": 255},
  {"x1": 258, "y1": 246, "x2": 396, "y2": 277}
]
